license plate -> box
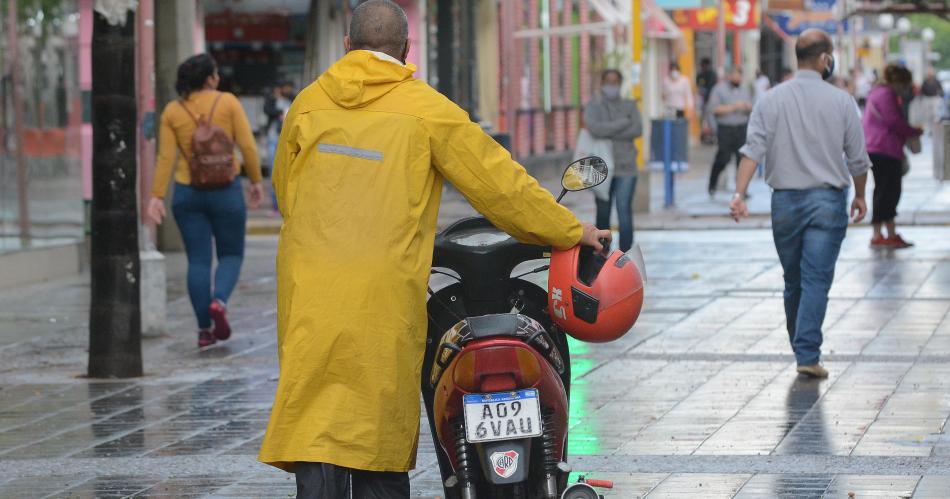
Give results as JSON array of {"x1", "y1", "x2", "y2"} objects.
[{"x1": 463, "y1": 389, "x2": 543, "y2": 443}]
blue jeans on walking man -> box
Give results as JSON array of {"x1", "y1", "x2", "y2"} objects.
[
  {"x1": 771, "y1": 188, "x2": 848, "y2": 366},
  {"x1": 595, "y1": 176, "x2": 637, "y2": 252}
]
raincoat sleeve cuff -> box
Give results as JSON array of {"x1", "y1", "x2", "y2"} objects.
[{"x1": 555, "y1": 221, "x2": 584, "y2": 251}]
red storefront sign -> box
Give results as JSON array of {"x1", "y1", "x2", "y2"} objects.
[
  {"x1": 205, "y1": 10, "x2": 290, "y2": 42},
  {"x1": 671, "y1": 0, "x2": 760, "y2": 31}
]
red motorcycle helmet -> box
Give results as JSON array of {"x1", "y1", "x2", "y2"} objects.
[{"x1": 548, "y1": 246, "x2": 644, "y2": 343}]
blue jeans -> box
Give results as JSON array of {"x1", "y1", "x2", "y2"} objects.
[
  {"x1": 595, "y1": 176, "x2": 637, "y2": 252},
  {"x1": 771, "y1": 188, "x2": 848, "y2": 366},
  {"x1": 172, "y1": 181, "x2": 247, "y2": 329}
]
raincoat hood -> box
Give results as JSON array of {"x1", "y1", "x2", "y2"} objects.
[{"x1": 318, "y1": 50, "x2": 418, "y2": 109}]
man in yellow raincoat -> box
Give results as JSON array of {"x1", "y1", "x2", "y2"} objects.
[{"x1": 259, "y1": 1, "x2": 610, "y2": 496}]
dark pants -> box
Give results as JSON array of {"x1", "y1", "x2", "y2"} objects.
[
  {"x1": 771, "y1": 188, "x2": 848, "y2": 366},
  {"x1": 708, "y1": 124, "x2": 747, "y2": 192},
  {"x1": 869, "y1": 152, "x2": 903, "y2": 224},
  {"x1": 595, "y1": 176, "x2": 637, "y2": 252},
  {"x1": 172, "y1": 180, "x2": 247, "y2": 330},
  {"x1": 295, "y1": 462, "x2": 410, "y2": 499}
]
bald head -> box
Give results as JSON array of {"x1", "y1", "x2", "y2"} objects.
[
  {"x1": 796, "y1": 29, "x2": 833, "y2": 66},
  {"x1": 346, "y1": 0, "x2": 410, "y2": 61}
]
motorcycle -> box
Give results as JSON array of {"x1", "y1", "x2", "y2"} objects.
[{"x1": 421, "y1": 157, "x2": 643, "y2": 499}]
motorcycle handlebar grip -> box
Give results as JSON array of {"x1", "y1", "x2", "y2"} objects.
[{"x1": 584, "y1": 479, "x2": 614, "y2": 489}]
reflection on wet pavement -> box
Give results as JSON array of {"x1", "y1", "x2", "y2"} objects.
[{"x1": 1, "y1": 229, "x2": 950, "y2": 497}]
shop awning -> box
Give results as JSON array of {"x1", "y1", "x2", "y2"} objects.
[
  {"x1": 513, "y1": 0, "x2": 683, "y2": 40},
  {"x1": 644, "y1": 0, "x2": 685, "y2": 39},
  {"x1": 588, "y1": 0, "x2": 684, "y2": 39}
]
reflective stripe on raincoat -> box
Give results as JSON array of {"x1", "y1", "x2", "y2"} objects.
[{"x1": 258, "y1": 50, "x2": 583, "y2": 473}]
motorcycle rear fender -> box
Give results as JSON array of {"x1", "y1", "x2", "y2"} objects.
[{"x1": 478, "y1": 438, "x2": 532, "y2": 485}]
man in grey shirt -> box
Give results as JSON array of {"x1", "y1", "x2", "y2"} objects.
[
  {"x1": 707, "y1": 66, "x2": 754, "y2": 195},
  {"x1": 731, "y1": 29, "x2": 871, "y2": 379}
]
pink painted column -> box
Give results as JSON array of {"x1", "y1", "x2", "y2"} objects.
[
  {"x1": 501, "y1": 0, "x2": 522, "y2": 151},
  {"x1": 579, "y1": 0, "x2": 591, "y2": 107},
  {"x1": 563, "y1": 0, "x2": 578, "y2": 150},
  {"x1": 193, "y1": 3, "x2": 205, "y2": 53},
  {"x1": 528, "y1": 0, "x2": 545, "y2": 156},
  {"x1": 395, "y1": 0, "x2": 422, "y2": 71},
  {"x1": 549, "y1": 0, "x2": 564, "y2": 152},
  {"x1": 79, "y1": 0, "x2": 93, "y2": 202},
  {"x1": 138, "y1": 0, "x2": 157, "y2": 245},
  {"x1": 515, "y1": 1, "x2": 530, "y2": 159}
]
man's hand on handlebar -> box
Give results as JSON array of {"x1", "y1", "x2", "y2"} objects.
[{"x1": 580, "y1": 223, "x2": 612, "y2": 253}]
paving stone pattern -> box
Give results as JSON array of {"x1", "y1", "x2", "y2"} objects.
[{"x1": 2, "y1": 229, "x2": 950, "y2": 497}]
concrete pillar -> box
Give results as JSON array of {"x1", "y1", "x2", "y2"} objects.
[
  {"x1": 303, "y1": 0, "x2": 347, "y2": 84},
  {"x1": 140, "y1": 250, "x2": 166, "y2": 338},
  {"x1": 137, "y1": 0, "x2": 165, "y2": 338},
  {"x1": 741, "y1": 31, "x2": 759, "y2": 86},
  {"x1": 153, "y1": 0, "x2": 201, "y2": 253}
]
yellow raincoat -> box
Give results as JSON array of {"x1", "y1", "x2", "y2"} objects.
[{"x1": 259, "y1": 50, "x2": 583, "y2": 473}]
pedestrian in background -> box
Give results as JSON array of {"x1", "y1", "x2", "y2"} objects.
[
  {"x1": 781, "y1": 67, "x2": 794, "y2": 83},
  {"x1": 754, "y1": 69, "x2": 770, "y2": 102},
  {"x1": 696, "y1": 58, "x2": 718, "y2": 144},
  {"x1": 920, "y1": 67, "x2": 945, "y2": 127},
  {"x1": 264, "y1": 81, "x2": 295, "y2": 163},
  {"x1": 696, "y1": 57, "x2": 717, "y2": 111},
  {"x1": 731, "y1": 29, "x2": 871, "y2": 379},
  {"x1": 584, "y1": 69, "x2": 643, "y2": 252},
  {"x1": 855, "y1": 67, "x2": 872, "y2": 108},
  {"x1": 707, "y1": 66, "x2": 753, "y2": 196},
  {"x1": 863, "y1": 64, "x2": 923, "y2": 249},
  {"x1": 662, "y1": 62, "x2": 694, "y2": 119},
  {"x1": 263, "y1": 80, "x2": 295, "y2": 215},
  {"x1": 146, "y1": 54, "x2": 264, "y2": 348}
]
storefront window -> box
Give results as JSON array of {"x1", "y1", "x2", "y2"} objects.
[{"x1": 0, "y1": 0, "x2": 84, "y2": 253}]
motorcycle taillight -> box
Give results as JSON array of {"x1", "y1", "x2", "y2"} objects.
[{"x1": 452, "y1": 344, "x2": 542, "y2": 393}]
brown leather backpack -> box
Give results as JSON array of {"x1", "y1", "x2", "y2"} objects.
[{"x1": 178, "y1": 92, "x2": 236, "y2": 189}]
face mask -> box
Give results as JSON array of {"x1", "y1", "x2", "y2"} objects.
[
  {"x1": 670, "y1": 70, "x2": 680, "y2": 80},
  {"x1": 602, "y1": 85, "x2": 621, "y2": 99},
  {"x1": 822, "y1": 54, "x2": 835, "y2": 81}
]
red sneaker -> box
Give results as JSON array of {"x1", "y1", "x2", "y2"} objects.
[
  {"x1": 887, "y1": 234, "x2": 914, "y2": 249},
  {"x1": 209, "y1": 300, "x2": 232, "y2": 340},
  {"x1": 198, "y1": 329, "x2": 216, "y2": 348},
  {"x1": 870, "y1": 235, "x2": 890, "y2": 248}
]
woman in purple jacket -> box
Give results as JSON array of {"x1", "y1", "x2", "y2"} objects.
[{"x1": 862, "y1": 64, "x2": 922, "y2": 249}]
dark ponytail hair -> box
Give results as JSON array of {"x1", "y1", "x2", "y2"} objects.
[{"x1": 175, "y1": 54, "x2": 217, "y2": 98}]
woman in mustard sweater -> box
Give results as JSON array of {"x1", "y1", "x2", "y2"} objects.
[{"x1": 146, "y1": 54, "x2": 264, "y2": 347}]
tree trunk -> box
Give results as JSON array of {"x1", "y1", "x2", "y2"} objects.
[{"x1": 88, "y1": 8, "x2": 142, "y2": 378}]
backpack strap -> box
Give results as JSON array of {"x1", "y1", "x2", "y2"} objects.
[
  {"x1": 178, "y1": 99, "x2": 200, "y2": 125},
  {"x1": 207, "y1": 92, "x2": 224, "y2": 122}
]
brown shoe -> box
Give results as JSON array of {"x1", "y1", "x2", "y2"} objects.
[{"x1": 797, "y1": 363, "x2": 829, "y2": 379}]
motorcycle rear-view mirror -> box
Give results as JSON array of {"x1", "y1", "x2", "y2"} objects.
[{"x1": 558, "y1": 156, "x2": 608, "y2": 202}]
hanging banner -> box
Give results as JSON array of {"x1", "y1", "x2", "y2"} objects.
[
  {"x1": 767, "y1": 0, "x2": 836, "y2": 11},
  {"x1": 655, "y1": 0, "x2": 702, "y2": 7},
  {"x1": 671, "y1": 0, "x2": 760, "y2": 31},
  {"x1": 768, "y1": 11, "x2": 847, "y2": 36}
]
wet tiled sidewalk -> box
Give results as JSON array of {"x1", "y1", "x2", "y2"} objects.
[{"x1": 2, "y1": 228, "x2": 950, "y2": 497}]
